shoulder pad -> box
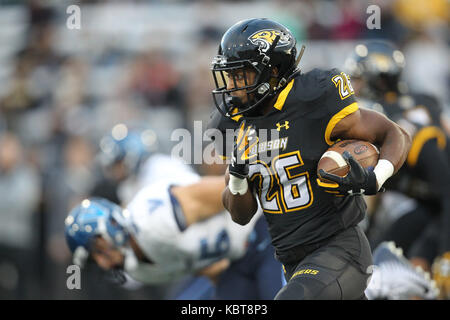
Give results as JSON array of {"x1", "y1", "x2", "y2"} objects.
[
  {"x1": 290, "y1": 68, "x2": 348, "y2": 103},
  {"x1": 289, "y1": 68, "x2": 332, "y2": 102}
]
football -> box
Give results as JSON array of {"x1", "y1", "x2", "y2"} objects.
[{"x1": 317, "y1": 140, "x2": 379, "y2": 182}]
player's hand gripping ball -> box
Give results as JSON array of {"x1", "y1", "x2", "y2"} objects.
[{"x1": 317, "y1": 140, "x2": 380, "y2": 196}]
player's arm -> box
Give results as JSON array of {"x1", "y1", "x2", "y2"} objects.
[
  {"x1": 221, "y1": 121, "x2": 259, "y2": 225},
  {"x1": 330, "y1": 108, "x2": 411, "y2": 191},
  {"x1": 222, "y1": 166, "x2": 258, "y2": 225},
  {"x1": 332, "y1": 108, "x2": 411, "y2": 172},
  {"x1": 171, "y1": 176, "x2": 226, "y2": 226}
]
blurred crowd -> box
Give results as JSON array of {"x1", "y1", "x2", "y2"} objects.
[{"x1": 0, "y1": 0, "x2": 447, "y2": 299}]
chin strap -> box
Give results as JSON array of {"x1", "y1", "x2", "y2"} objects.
[{"x1": 294, "y1": 44, "x2": 306, "y2": 70}]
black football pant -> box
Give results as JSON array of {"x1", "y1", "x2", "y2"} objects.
[{"x1": 275, "y1": 226, "x2": 372, "y2": 300}]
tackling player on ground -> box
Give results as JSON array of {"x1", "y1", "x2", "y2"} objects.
[
  {"x1": 65, "y1": 148, "x2": 284, "y2": 299},
  {"x1": 66, "y1": 173, "x2": 244, "y2": 285},
  {"x1": 208, "y1": 18, "x2": 411, "y2": 299}
]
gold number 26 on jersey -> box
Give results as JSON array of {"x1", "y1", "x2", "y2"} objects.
[
  {"x1": 332, "y1": 72, "x2": 354, "y2": 100},
  {"x1": 248, "y1": 150, "x2": 314, "y2": 214}
]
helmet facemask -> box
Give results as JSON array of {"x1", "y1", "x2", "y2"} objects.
[{"x1": 211, "y1": 56, "x2": 274, "y2": 118}]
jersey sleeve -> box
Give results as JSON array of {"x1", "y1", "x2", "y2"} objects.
[
  {"x1": 126, "y1": 185, "x2": 183, "y2": 241},
  {"x1": 319, "y1": 68, "x2": 359, "y2": 146}
]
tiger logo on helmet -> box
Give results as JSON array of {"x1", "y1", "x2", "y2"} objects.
[{"x1": 248, "y1": 29, "x2": 291, "y2": 53}]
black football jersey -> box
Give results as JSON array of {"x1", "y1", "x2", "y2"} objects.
[{"x1": 208, "y1": 68, "x2": 367, "y2": 263}]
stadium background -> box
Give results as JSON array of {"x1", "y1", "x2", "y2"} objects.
[{"x1": 0, "y1": 0, "x2": 447, "y2": 299}]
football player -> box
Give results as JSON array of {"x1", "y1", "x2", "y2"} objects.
[
  {"x1": 208, "y1": 18, "x2": 411, "y2": 300},
  {"x1": 65, "y1": 173, "x2": 261, "y2": 286},
  {"x1": 344, "y1": 41, "x2": 450, "y2": 142},
  {"x1": 86, "y1": 128, "x2": 284, "y2": 298},
  {"x1": 345, "y1": 40, "x2": 450, "y2": 298}
]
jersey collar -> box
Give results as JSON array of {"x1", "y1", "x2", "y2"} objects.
[{"x1": 273, "y1": 78, "x2": 295, "y2": 111}]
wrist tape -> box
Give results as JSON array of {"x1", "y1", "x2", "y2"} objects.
[
  {"x1": 373, "y1": 159, "x2": 394, "y2": 190},
  {"x1": 228, "y1": 175, "x2": 248, "y2": 195}
]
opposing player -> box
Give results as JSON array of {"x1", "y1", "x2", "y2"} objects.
[
  {"x1": 208, "y1": 18, "x2": 411, "y2": 300},
  {"x1": 86, "y1": 125, "x2": 284, "y2": 298},
  {"x1": 65, "y1": 173, "x2": 262, "y2": 286}
]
